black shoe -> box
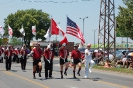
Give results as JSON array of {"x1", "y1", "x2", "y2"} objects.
[
  {"x1": 45, "y1": 77, "x2": 48, "y2": 79},
  {"x1": 39, "y1": 73, "x2": 41, "y2": 77},
  {"x1": 61, "y1": 75, "x2": 63, "y2": 79},
  {"x1": 64, "y1": 72, "x2": 67, "y2": 76},
  {"x1": 77, "y1": 73, "x2": 80, "y2": 76},
  {"x1": 33, "y1": 76, "x2": 36, "y2": 79},
  {"x1": 73, "y1": 76, "x2": 76, "y2": 78}
]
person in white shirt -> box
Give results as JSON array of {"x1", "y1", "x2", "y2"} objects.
[{"x1": 84, "y1": 43, "x2": 95, "y2": 79}]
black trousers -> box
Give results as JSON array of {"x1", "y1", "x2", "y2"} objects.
[
  {"x1": 20, "y1": 56, "x2": 27, "y2": 70},
  {"x1": 5, "y1": 56, "x2": 12, "y2": 70},
  {"x1": 44, "y1": 59, "x2": 53, "y2": 77}
]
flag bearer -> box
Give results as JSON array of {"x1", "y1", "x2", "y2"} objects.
[{"x1": 43, "y1": 43, "x2": 54, "y2": 79}]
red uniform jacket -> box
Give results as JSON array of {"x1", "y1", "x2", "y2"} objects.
[
  {"x1": 71, "y1": 49, "x2": 81, "y2": 59},
  {"x1": 0, "y1": 49, "x2": 4, "y2": 56},
  {"x1": 20, "y1": 49, "x2": 28, "y2": 56},
  {"x1": 59, "y1": 48, "x2": 69, "y2": 58},
  {"x1": 44, "y1": 49, "x2": 54, "y2": 60},
  {"x1": 32, "y1": 48, "x2": 42, "y2": 59},
  {"x1": 5, "y1": 50, "x2": 13, "y2": 57}
]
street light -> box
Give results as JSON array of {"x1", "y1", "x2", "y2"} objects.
[
  {"x1": 79, "y1": 16, "x2": 88, "y2": 36},
  {"x1": 92, "y1": 29, "x2": 97, "y2": 49}
]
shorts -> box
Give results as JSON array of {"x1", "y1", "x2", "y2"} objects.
[
  {"x1": 73, "y1": 59, "x2": 81, "y2": 65},
  {"x1": 59, "y1": 57, "x2": 68, "y2": 65},
  {"x1": 33, "y1": 59, "x2": 41, "y2": 66}
]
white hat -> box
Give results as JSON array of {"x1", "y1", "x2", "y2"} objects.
[{"x1": 94, "y1": 50, "x2": 98, "y2": 52}]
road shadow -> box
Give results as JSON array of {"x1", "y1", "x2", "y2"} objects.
[{"x1": 10, "y1": 70, "x2": 18, "y2": 72}]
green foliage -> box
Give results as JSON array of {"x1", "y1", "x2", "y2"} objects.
[
  {"x1": 10, "y1": 37, "x2": 22, "y2": 46},
  {"x1": 0, "y1": 38, "x2": 3, "y2": 45},
  {"x1": 116, "y1": 0, "x2": 133, "y2": 39},
  {"x1": 3, "y1": 9, "x2": 50, "y2": 47}
]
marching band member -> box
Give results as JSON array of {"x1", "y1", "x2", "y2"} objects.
[
  {"x1": 28, "y1": 43, "x2": 43, "y2": 79},
  {"x1": 20, "y1": 45, "x2": 28, "y2": 70},
  {"x1": 84, "y1": 43, "x2": 95, "y2": 79},
  {"x1": 71, "y1": 44, "x2": 82, "y2": 78},
  {"x1": 59, "y1": 43, "x2": 69, "y2": 78},
  {"x1": 4, "y1": 46, "x2": 13, "y2": 70},
  {"x1": 0, "y1": 46, "x2": 4, "y2": 63},
  {"x1": 43, "y1": 43, "x2": 54, "y2": 79}
]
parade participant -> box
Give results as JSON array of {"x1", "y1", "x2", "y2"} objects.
[
  {"x1": 4, "y1": 46, "x2": 13, "y2": 70},
  {"x1": 17, "y1": 47, "x2": 21, "y2": 63},
  {"x1": 0, "y1": 46, "x2": 4, "y2": 63},
  {"x1": 71, "y1": 44, "x2": 82, "y2": 78},
  {"x1": 84, "y1": 43, "x2": 95, "y2": 79},
  {"x1": 20, "y1": 45, "x2": 28, "y2": 70},
  {"x1": 59, "y1": 43, "x2": 69, "y2": 78},
  {"x1": 36, "y1": 43, "x2": 42, "y2": 73},
  {"x1": 28, "y1": 43, "x2": 43, "y2": 79},
  {"x1": 43, "y1": 43, "x2": 54, "y2": 79}
]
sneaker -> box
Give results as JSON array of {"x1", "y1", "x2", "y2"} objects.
[{"x1": 89, "y1": 69, "x2": 91, "y2": 73}]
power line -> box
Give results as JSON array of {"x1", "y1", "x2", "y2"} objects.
[{"x1": 20, "y1": 0, "x2": 94, "y2": 3}]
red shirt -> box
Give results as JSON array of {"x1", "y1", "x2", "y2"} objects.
[
  {"x1": 44, "y1": 49, "x2": 54, "y2": 60},
  {"x1": 0, "y1": 49, "x2": 4, "y2": 56},
  {"x1": 59, "y1": 48, "x2": 65, "y2": 58},
  {"x1": 5, "y1": 50, "x2": 13, "y2": 57},
  {"x1": 20, "y1": 49, "x2": 28, "y2": 56},
  {"x1": 32, "y1": 48, "x2": 42, "y2": 59},
  {"x1": 71, "y1": 49, "x2": 81, "y2": 59}
]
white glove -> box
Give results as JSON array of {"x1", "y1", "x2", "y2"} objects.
[{"x1": 47, "y1": 60, "x2": 50, "y2": 63}]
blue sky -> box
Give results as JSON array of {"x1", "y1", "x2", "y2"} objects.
[{"x1": 0, "y1": 0, "x2": 131, "y2": 44}]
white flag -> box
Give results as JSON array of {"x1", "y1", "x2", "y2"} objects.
[
  {"x1": 20, "y1": 26, "x2": 25, "y2": 36},
  {"x1": 0, "y1": 26, "x2": 4, "y2": 35},
  {"x1": 44, "y1": 28, "x2": 51, "y2": 42},
  {"x1": 8, "y1": 25, "x2": 13, "y2": 37},
  {"x1": 32, "y1": 26, "x2": 36, "y2": 35}
]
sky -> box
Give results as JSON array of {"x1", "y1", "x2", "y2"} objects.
[{"x1": 0, "y1": 0, "x2": 131, "y2": 44}]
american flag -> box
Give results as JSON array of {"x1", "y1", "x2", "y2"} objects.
[{"x1": 66, "y1": 17, "x2": 85, "y2": 44}]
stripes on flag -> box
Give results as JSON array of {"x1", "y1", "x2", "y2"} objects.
[{"x1": 66, "y1": 17, "x2": 85, "y2": 44}]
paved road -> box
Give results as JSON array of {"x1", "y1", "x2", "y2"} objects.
[{"x1": 0, "y1": 58, "x2": 133, "y2": 88}]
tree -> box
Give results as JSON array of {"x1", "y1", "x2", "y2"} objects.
[
  {"x1": 116, "y1": 0, "x2": 133, "y2": 39},
  {"x1": 9, "y1": 37, "x2": 21, "y2": 46},
  {"x1": 3, "y1": 9, "x2": 50, "y2": 47}
]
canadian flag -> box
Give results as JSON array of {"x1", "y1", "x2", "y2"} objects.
[
  {"x1": 32, "y1": 26, "x2": 36, "y2": 35},
  {"x1": 8, "y1": 25, "x2": 13, "y2": 37},
  {"x1": 51, "y1": 18, "x2": 65, "y2": 37},
  {"x1": 60, "y1": 36, "x2": 68, "y2": 45}
]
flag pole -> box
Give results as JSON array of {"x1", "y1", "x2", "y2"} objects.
[{"x1": 49, "y1": 16, "x2": 52, "y2": 43}]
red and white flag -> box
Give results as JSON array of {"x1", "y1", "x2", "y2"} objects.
[
  {"x1": 8, "y1": 25, "x2": 13, "y2": 37},
  {"x1": 0, "y1": 26, "x2": 4, "y2": 35},
  {"x1": 32, "y1": 26, "x2": 36, "y2": 35},
  {"x1": 66, "y1": 17, "x2": 85, "y2": 44},
  {"x1": 60, "y1": 36, "x2": 68, "y2": 45},
  {"x1": 51, "y1": 18, "x2": 65, "y2": 37}
]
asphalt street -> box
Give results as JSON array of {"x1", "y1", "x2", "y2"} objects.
[{"x1": 0, "y1": 57, "x2": 133, "y2": 88}]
